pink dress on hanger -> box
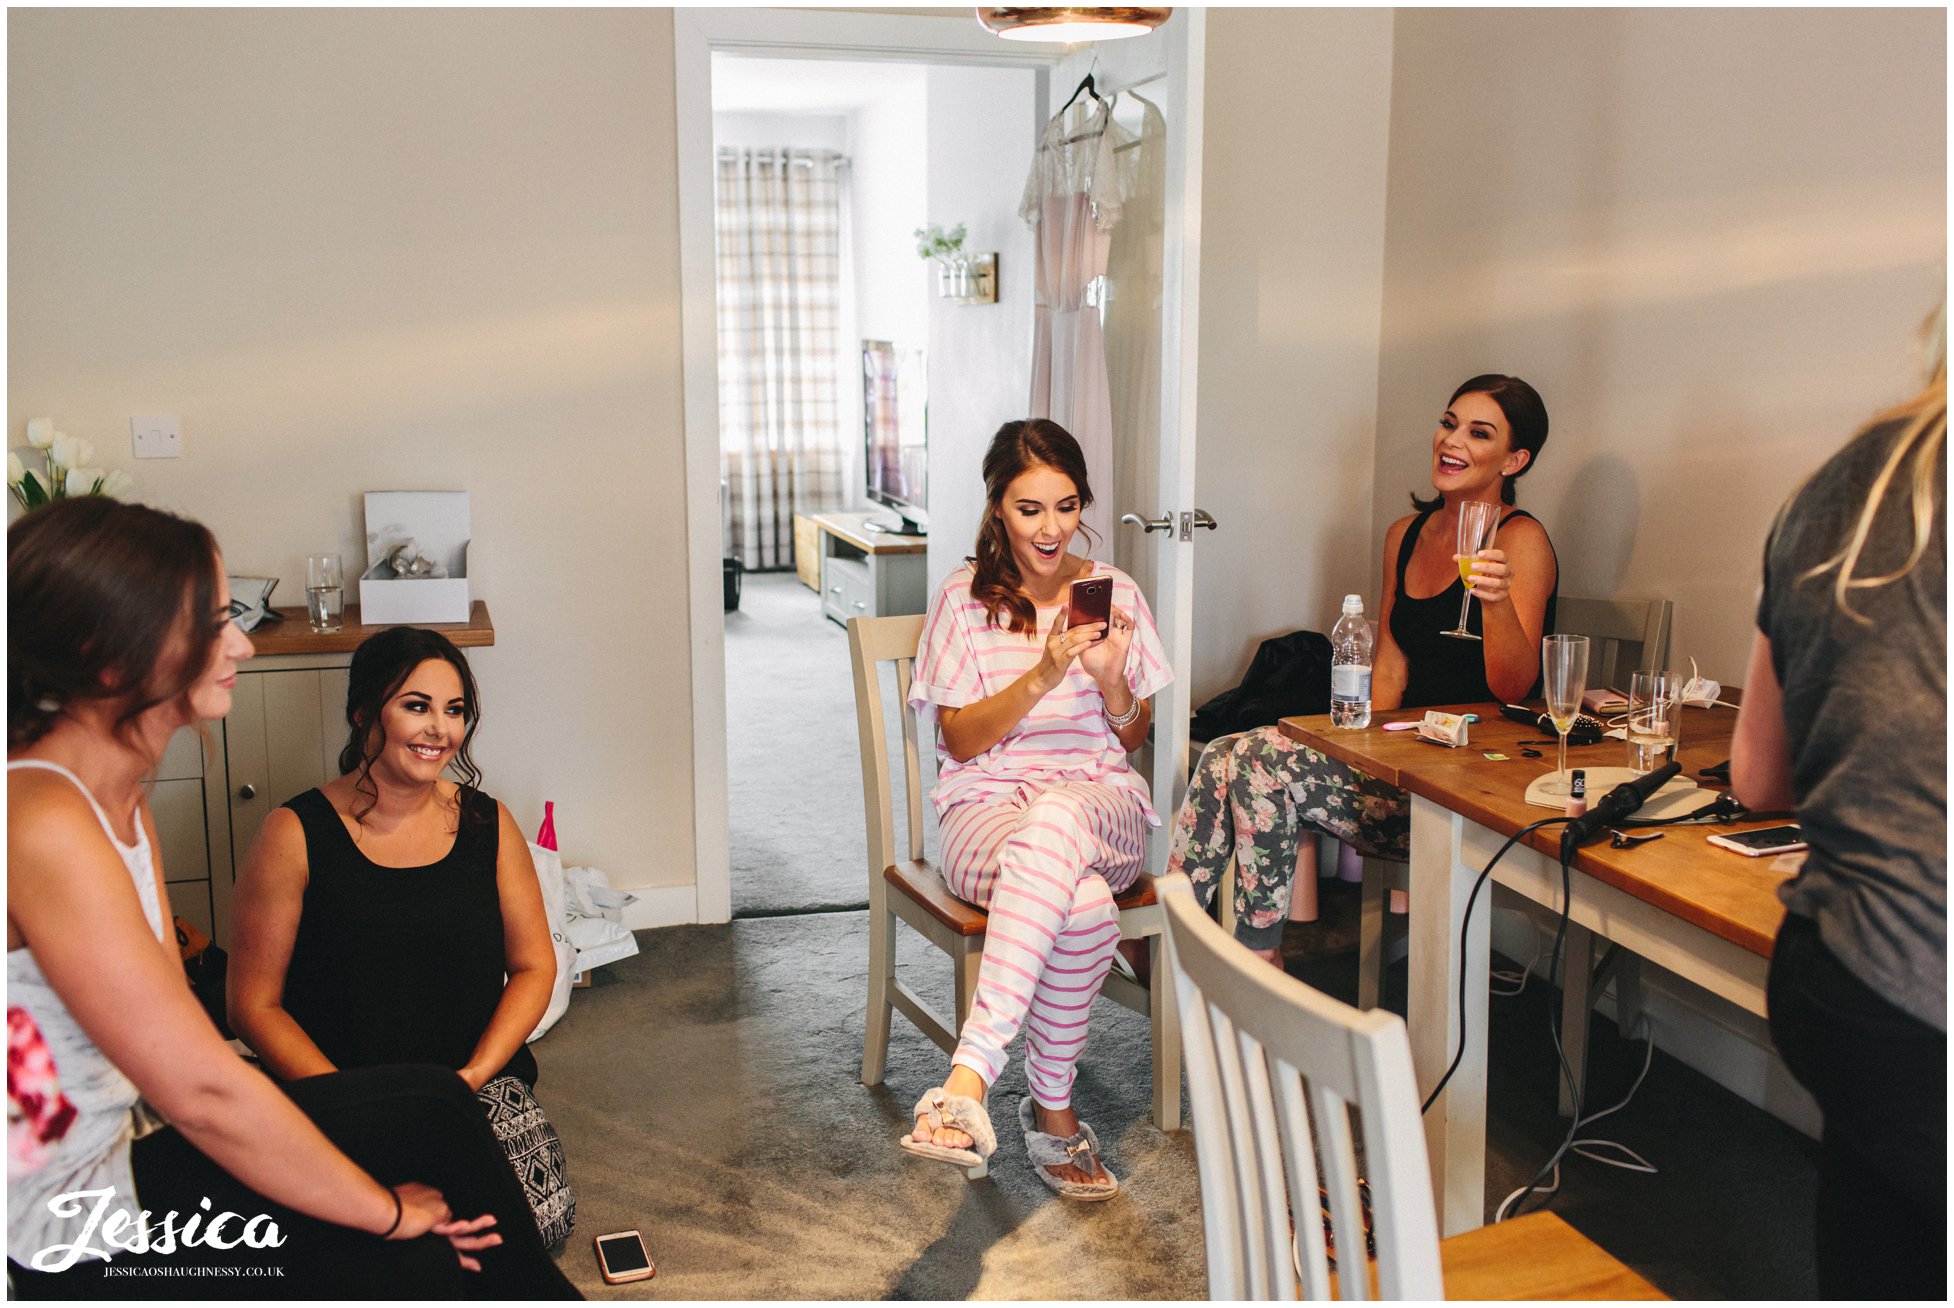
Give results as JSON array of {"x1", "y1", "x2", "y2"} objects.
[{"x1": 1022, "y1": 97, "x2": 1133, "y2": 561}]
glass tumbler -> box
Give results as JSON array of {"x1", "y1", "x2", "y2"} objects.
[
  {"x1": 305, "y1": 553, "x2": 344, "y2": 634},
  {"x1": 1626, "y1": 670, "x2": 1684, "y2": 773}
]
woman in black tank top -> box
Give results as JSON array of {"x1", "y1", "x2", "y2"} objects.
[
  {"x1": 1167, "y1": 375, "x2": 1557, "y2": 958},
  {"x1": 228, "y1": 628, "x2": 574, "y2": 1249}
]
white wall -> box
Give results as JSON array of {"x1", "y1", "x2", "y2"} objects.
[
  {"x1": 1189, "y1": 8, "x2": 1395, "y2": 703},
  {"x1": 923, "y1": 65, "x2": 1041, "y2": 592},
  {"x1": 711, "y1": 110, "x2": 848, "y2": 152},
  {"x1": 1373, "y1": 7, "x2": 1946, "y2": 684},
  {"x1": 8, "y1": 8, "x2": 696, "y2": 896},
  {"x1": 848, "y1": 84, "x2": 929, "y2": 352}
]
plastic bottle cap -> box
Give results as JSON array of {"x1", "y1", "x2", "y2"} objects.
[{"x1": 1342, "y1": 594, "x2": 1363, "y2": 612}]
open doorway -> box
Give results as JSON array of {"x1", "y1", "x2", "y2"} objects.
[{"x1": 711, "y1": 51, "x2": 1040, "y2": 916}]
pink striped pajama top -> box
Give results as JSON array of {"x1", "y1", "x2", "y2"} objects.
[{"x1": 908, "y1": 562, "x2": 1174, "y2": 822}]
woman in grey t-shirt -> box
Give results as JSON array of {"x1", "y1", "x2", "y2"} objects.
[{"x1": 1733, "y1": 312, "x2": 1945, "y2": 1301}]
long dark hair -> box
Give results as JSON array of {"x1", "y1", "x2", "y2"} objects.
[
  {"x1": 9, "y1": 498, "x2": 222, "y2": 750},
  {"x1": 968, "y1": 418, "x2": 1096, "y2": 635},
  {"x1": 336, "y1": 626, "x2": 486, "y2": 826},
  {"x1": 1411, "y1": 374, "x2": 1550, "y2": 512}
]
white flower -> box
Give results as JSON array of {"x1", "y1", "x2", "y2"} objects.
[
  {"x1": 7, "y1": 452, "x2": 23, "y2": 486},
  {"x1": 97, "y1": 469, "x2": 135, "y2": 499},
  {"x1": 25, "y1": 419, "x2": 53, "y2": 450},
  {"x1": 66, "y1": 467, "x2": 105, "y2": 495},
  {"x1": 48, "y1": 433, "x2": 78, "y2": 471}
]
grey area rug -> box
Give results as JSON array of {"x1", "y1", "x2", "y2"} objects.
[
  {"x1": 532, "y1": 880, "x2": 1819, "y2": 1300},
  {"x1": 726, "y1": 570, "x2": 939, "y2": 917},
  {"x1": 534, "y1": 909, "x2": 1204, "y2": 1300}
]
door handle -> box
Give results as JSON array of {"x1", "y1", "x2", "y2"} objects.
[
  {"x1": 237, "y1": 784, "x2": 257, "y2": 800},
  {"x1": 1179, "y1": 510, "x2": 1221, "y2": 541},
  {"x1": 1121, "y1": 511, "x2": 1174, "y2": 535}
]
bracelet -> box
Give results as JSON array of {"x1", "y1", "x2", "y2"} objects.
[
  {"x1": 1104, "y1": 694, "x2": 1142, "y2": 730},
  {"x1": 380, "y1": 1186, "x2": 403, "y2": 1239}
]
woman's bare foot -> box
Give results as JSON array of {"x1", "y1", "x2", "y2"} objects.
[
  {"x1": 1030, "y1": 1101, "x2": 1113, "y2": 1187},
  {"x1": 912, "y1": 1065, "x2": 987, "y2": 1153},
  {"x1": 1253, "y1": 946, "x2": 1285, "y2": 970}
]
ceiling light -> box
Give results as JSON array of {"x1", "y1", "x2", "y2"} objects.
[{"x1": 975, "y1": 7, "x2": 1172, "y2": 43}]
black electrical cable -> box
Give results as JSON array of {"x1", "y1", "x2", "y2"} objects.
[
  {"x1": 1420, "y1": 815, "x2": 1576, "y2": 1116},
  {"x1": 1510, "y1": 839, "x2": 1585, "y2": 1218}
]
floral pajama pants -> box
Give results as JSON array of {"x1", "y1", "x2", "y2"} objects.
[
  {"x1": 940, "y1": 779, "x2": 1149, "y2": 1110},
  {"x1": 1165, "y1": 725, "x2": 1410, "y2": 950}
]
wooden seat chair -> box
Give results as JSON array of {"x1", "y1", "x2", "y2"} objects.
[
  {"x1": 1157, "y1": 871, "x2": 1665, "y2": 1301},
  {"x1": 847, "y1": 613, "x2": 1183, "y2": 1177}
]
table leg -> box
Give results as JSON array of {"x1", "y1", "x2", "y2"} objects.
[{"x1": 1407, "y1": 794, "x2": 1489, "y2": 1237}]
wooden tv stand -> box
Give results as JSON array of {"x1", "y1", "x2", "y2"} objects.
[{"x1": 808, "y1": 511, "x2": 927, "y2": 625}]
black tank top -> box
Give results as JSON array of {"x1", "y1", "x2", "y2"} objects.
[
  {"x1": 1390, "y1": 506, "x2": 1559, "y2": 709},
  {"x1": 280, "y1": 786, "x2": 537, "y2": 1087}
]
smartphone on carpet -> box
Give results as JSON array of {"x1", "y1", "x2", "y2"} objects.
[{"x1": 595, "y1": 1230, "x2": 655, "y2": 1284}]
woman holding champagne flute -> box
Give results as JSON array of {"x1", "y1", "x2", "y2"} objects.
[{"x1": 1166, "y1": 375, "x2": 1560, "y2": 960}]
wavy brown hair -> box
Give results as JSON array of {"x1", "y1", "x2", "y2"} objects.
[
  {"x1": 9, "y1": 498, "x2": 223, "y2": 750},
  {"x1": 968, "y1": 419, "x2": 1097, "y2": 635},
  {"x1": 336, "y1": 626, "x2": 486, "y2": 828}
]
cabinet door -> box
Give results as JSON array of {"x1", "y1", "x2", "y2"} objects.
[
  {"x1": 216, "y1": 669, "x2": 345, "y2": 947},
  {"x1": 150, "y1": 727, "x2": 215, "y2": 941}
]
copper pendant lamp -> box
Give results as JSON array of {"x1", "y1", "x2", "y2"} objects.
[{"x1": 975, "y1": 7, "x2": 1172, "y2": 43}]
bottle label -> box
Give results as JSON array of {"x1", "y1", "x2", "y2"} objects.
[{"x1": 1331, "y1": 665, "x2": 1371, "y2": 701}]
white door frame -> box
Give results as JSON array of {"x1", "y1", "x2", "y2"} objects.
[{"x1": 675, "y1": 8, "x2": 1205, "y2": 922}]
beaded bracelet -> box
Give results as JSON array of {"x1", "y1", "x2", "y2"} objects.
[{"x1": 1105, "y1": 694, "x2": 1142, "y2": 730}]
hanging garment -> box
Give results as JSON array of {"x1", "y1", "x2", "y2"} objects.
[{"x1": 1022, "y1": 98, "x2": 1134, "y2": 560}]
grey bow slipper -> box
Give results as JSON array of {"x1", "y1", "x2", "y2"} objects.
[
  {"x1": 1018, "y1": 1097, "x2": 1120, "y2": 1201},
  {"x1": 900, "y1": 1086, "x2": 997, "y2": 1167}
]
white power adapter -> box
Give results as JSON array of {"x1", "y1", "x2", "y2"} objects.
[{"x1": 1681, "y1": 656, "x2": 1724, "y2": 709}]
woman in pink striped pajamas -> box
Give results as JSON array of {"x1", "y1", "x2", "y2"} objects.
[{"x1": 901, "y1": 419, "x2": 1171, "y2": 1199}]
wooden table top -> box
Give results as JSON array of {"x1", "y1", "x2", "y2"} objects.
[
  {"x1": 1279, "y1": 702, "x2": 1790, "y2": 957},
  {"x1": 245, "y1": 601, "x2": 495, "y2": 656},
  {"x1": 809, "y1": 511, "x2": 928, "y2": 555}
]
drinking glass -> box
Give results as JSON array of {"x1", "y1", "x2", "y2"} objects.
[
  {"x1": 305, "y1": 553, "x2": 344, "y2": 634},
  {"x1": 1441, "y1": 501, "x2": 1502, "y2": 640},
  {"x1": 1626, "y1": 670, "x2": 1685, "y2": 773},
  {"x1": 1539, "y1": 634, "x2": 1590, "y2": 797}
]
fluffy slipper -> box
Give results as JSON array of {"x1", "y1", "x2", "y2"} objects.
[
  {"x1": 1018, "y1": 1097, "x2": 1120, "y2": 1201},
  {"x1": 900, "y1": 1086, "x2": 997, "y2": 1167}
]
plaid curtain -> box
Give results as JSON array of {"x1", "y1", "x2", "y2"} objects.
[{"x1": 716, "y1": 147, "x2": 847, "y2": 571}]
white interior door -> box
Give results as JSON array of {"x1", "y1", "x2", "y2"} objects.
[{"x1": 1048, "y1": 14, "x2": 1207, "y2": 868}]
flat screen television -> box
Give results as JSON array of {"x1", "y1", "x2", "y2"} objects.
[{"x1": 862, "y1": 341, "x2": 927, "y2": 535}]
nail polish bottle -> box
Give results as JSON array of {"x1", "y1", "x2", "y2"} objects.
[{"x1": 1565, "y1": 769, "x2": 1588, "y2": 819}]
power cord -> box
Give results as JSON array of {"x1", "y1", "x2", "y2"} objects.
[
  {"x1": 1495, "y1": 1015, "x2": 1658, "y2": 1222},
  {"x1": 1419, "y1": 816, "x2": 1575, "y2": 1116}
]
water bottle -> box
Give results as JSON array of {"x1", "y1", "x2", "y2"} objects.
[{"x1": 1330, "y1": 594, "x2": 1373, "y2": 729}]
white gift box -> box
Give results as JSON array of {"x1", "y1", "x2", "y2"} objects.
[{"x1": 359, "y1": 491, "x2": 471, "y2": 625}]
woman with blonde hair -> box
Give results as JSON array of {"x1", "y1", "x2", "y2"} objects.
[{"x1": 1733, "y1": 305, "x2": 1946, "y2": 1299}]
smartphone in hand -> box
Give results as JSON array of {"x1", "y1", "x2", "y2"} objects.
[{"x1": 1068, "y1": 576, "x2": 1112, "y2": 641}]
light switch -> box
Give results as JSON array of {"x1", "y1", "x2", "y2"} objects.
[{"x1": 131, "y1": 415, "x2": 182, "y2": 459}]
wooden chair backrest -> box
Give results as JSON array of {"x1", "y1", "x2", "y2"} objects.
[
  {"x1": 1158, "y1": 872, "x2": 1444, "y2": 1301},
  {"x1": 846, "y1": 614, "x2": 929, "y2": 888},
  {"x1": 1555, "y1": 595, "x2": 1674, "y2": 694}
]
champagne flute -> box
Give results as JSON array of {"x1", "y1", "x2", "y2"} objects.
[
  {"x1": 1441, "y1": 500, "x2": 1502, "y2": 640},
  {"x1": 1539, "y1": 634, "x2": 1590, "y2": 797}
]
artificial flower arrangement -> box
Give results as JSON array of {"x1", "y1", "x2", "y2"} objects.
[
  {"x1": 8, "y1": 418, "x2": 134, "y2": 511},
  {"x1": 913, "y1": 222, "x2": 968, "y2": 269}
]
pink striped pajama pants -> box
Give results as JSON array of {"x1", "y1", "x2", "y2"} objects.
[{"x1": 940, "y1": 779, "x2": 1150, "y2": 1109}]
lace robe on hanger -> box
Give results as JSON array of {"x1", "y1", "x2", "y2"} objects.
[{"x1": 1022, "y1": 96, "x2": 1136, "y2": 560}]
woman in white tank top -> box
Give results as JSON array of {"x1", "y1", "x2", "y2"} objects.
[{"x1": 7, "y1": 498, "x2": 574, "y2": 1296}]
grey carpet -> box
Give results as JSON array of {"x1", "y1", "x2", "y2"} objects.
[
  {"x1": 531, "y1": 879, "x2": 1819, "y2": 1300},
  {"x1": 726, "y1": 570, "x2": 939, "y2": 917}
]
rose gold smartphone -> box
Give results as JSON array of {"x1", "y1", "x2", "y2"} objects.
[
  {"x1": 1067, "y1": 576, "x2": 1112, "y2": 641},
  {"x1": 594, "y1": 1230, "x2": 655, "y2": 1284}
]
